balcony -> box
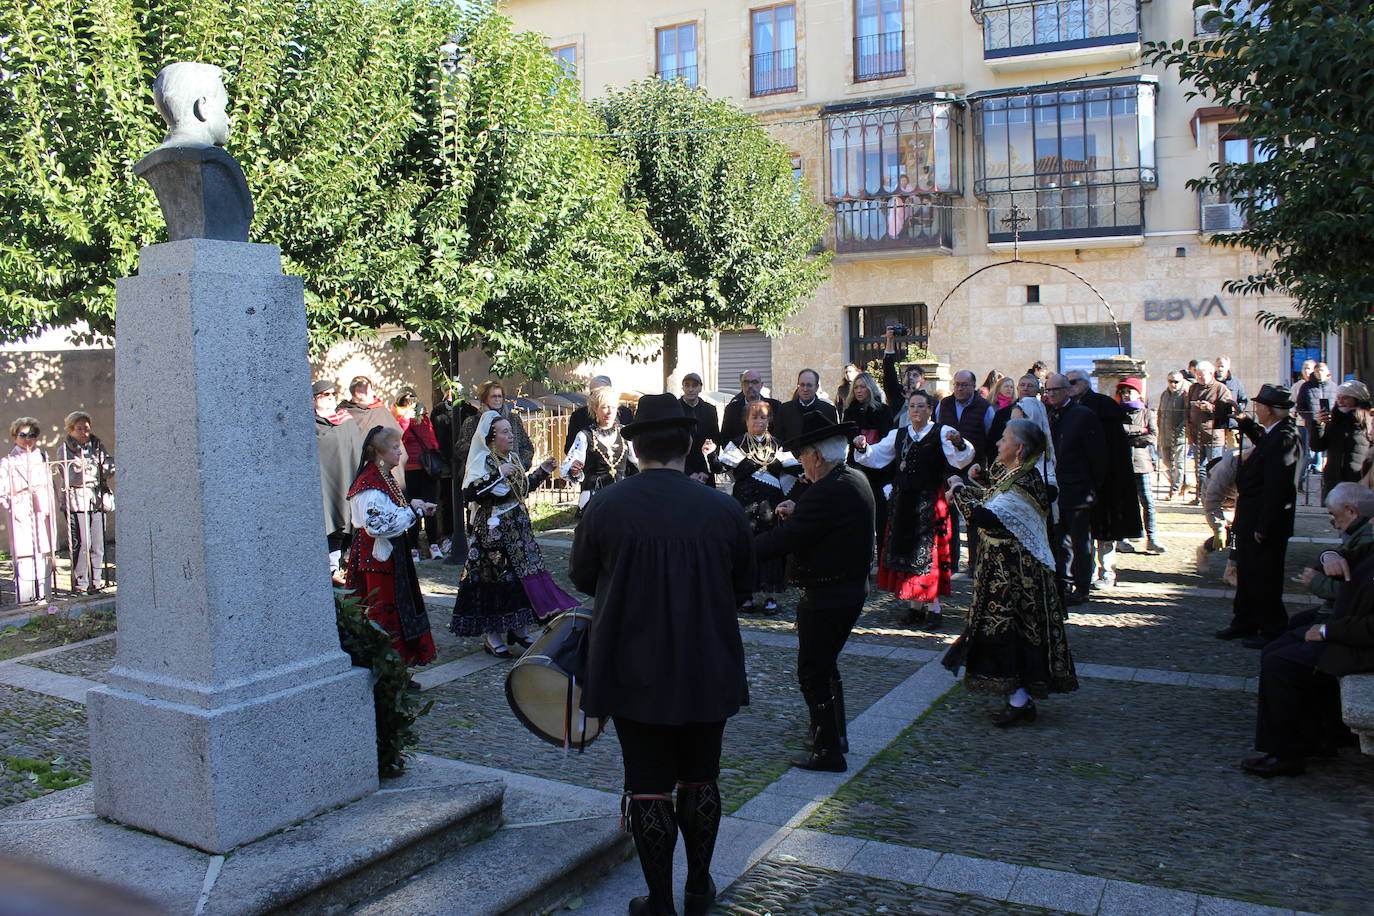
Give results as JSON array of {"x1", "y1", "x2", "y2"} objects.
[
  {"x1": 979, "y1": 167, "x2": 1155, "y2": 248},
  {"x1": 750, "y1": 48, "x2": 797, "y2": 97},
  {"x1": 854, "y1": 31, "x2": 904, "y2": 82},
  {"x1": 971, "y1": 0, "x2": 1140, "y2": 72},
  {"x1": 832, "y1": 196, "x2": 952, "y2": 255},
  {"x1": 656, "y1": 64, "x2": 698, "y2": 86}
]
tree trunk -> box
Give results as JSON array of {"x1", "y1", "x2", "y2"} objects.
[
  {"x1": 445, "y1": 338, "x2": 468, "y2": 567},
  {"x1": 1344, "y1": 325, "x2": 1374, "y2": 383},
  {"x1": 661, "y1": 325, "x2": 681, "y2": 393}
]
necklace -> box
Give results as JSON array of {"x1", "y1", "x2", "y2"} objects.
[
  {"x1": 741, "y1": 434, "x2": 777, "y2": 465},
  {"x1": 376, "y1": 463, "x2": 406, "y2": 506},
  {"x1": 590, "y1": 425, "x2": 628, "y2": 478}
]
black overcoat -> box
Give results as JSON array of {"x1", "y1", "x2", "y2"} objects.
[
  {"x1": 1234, "y1": 417, "x2": 1302, "y2": 542},
  {"x1": 755, "y1": 463, "x2": 875, "y2": 588},
  {"x1": 570, "y1": 469, "x2": 754, "y2": 723},
  {"x1": 1079, "y1": 389, "x2": 1142, "y2": 540},
  {"x1": 1048, "y1": 402, "x2": 1106, "y2": 509}
]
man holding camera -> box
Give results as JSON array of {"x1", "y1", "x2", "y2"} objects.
[{"x1": 1217, "y1": 384, "x2": 1303, "y2": 648}]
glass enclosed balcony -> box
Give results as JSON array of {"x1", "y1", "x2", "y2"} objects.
[{"x1": 971, "y1": 0, "x2": 1141, "y2": 71}]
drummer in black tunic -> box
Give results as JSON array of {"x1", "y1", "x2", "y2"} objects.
[
  {"x1": 570, "y1": 393, "x2": 755, "y2": 916},
  {"x1": 756, "y1": 413, "x2": 876, "y2": 773}
]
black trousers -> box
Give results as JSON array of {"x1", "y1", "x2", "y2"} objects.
[
  {"x1": 795, "y1": 581, "x2": 866, "y2": 707},
  {"x1": 66, "y1": 510, "x2": 106, "y2": 590},
  {"x1": 1052, "y1": 502, "x2": 1093, "y2": 595},
  {"x1": 1256, "y1": 626, "x2": 1342, "y2": 757},
  {"x1": 613, "y1": 718, "x2": 726, "y2": 794},
  {"x1": 1230, "y1": 529, "x2": 1290, "y2": 636}
]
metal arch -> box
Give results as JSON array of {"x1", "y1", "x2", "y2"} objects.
[{"x1": 929, "y1": 256, "x2": 1126, "y2": 354}]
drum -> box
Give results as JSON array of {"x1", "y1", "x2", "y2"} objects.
[{"x1": 505, "y1": 609, "x2": 607, "y2": 752}]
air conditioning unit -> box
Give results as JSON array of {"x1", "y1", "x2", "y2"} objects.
[{"x1": 1201, "y1": 201, "x2": 1244, "y2": 232}]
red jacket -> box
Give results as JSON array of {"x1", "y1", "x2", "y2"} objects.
[{"x1": 402, "y1": 417, "x2": 439, "y2": 472}]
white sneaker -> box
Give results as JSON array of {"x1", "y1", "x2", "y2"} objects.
[
  {"x1": 430, "y1": 544, "x2": 444, "y2": 560},
  {"x1": 440, "y1": 538, "x2": 452, "y2": 555},
  {"x1": 410, "y1": 548, "x2": 421, "y2": 562}
]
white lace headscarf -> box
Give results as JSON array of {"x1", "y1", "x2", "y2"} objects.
[
  {"x1": 463, "y1": 409, "x2": 502, "y2": 488},
  {"x1": 1013, "y1": 396, "x2": 1057, "y2": 493}
]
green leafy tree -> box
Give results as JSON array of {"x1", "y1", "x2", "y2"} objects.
[
  {"x1": 1146, "y1": 1, "x2": 1374, "y2": 371},
  {"x1": 598, "y1": 78, "x2": 830, "y2": 389},
  {"x1": 0, "y1": 1, "x2": 644, "y2": 377}
]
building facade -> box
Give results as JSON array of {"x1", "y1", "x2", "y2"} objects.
[{"x1": 505, "y1": 0, "x2": 1335, "y2": 399}]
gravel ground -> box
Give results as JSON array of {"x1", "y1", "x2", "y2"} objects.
[
  {"x1": 804, "y1": 679, "x2": 1374, "y2": 915},
  {"x1": 717, "y1": 860, "x2": 1073, "y2": 916},
  {"x1": 21, "y1": 638, "x2": 116, "y2": 682},
  {"x1": 0, "y1": 685, "x2": 90, "y2": 807},
  {"x1": 414, "y1": 642, "x2": 919, "y2": 813}
]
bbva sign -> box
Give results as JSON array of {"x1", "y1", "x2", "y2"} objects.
[{"x1": 1142, "y1": 295, "x2": 1229, "y2": 321}]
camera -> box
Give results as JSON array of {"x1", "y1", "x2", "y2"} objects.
[{"x1": 887, "y1": 322, "x2": 909, "y2": 337}]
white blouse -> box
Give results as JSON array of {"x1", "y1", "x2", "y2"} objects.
[
  {"x1": 560, "y1": 426, "x2": 638, "y2": 480},
  {"x1": 854, "y1": 421, "x2": 975, "y2": 470},
  {"x1": 349, "y1": 487, "x2": 419, "y2": 562}
]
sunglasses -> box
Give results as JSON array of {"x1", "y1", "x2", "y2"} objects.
[
  {"x1": 17, "y1": 431, "x2": 38, "y2": 439},
  {"x1": 1042, "y1": 387, "x2": 1067, "y2": 393}
]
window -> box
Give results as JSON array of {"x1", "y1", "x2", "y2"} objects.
[
  {"x1": 826, "y1": 98, "x2": 963, "y2": 253},
  {"x1": 1195, "y1": 1, "x2": 1268, "y2": 36},
  {"x1": 1201, "y1": 123, "x2": 1273, "y2": 232},
  {"x1": 656, "y1": 23, "x2": 698, "y2": 86},
  {"x1": 973, "y1": 80, "x2": 1157, "y2": 243},
  {"x1": 552, "y1": 45, "x2": 577, "y2": 81},
  {"x1": 1057, "y1": 323, "x2": 1131, "y2": 383},
  {"x1": 1026, "y1": 285, "x2": 1040, "y2": 303},
  {"x1": 854, "y1": 0, "x2": 904, "y2": 82},
  {"x1": 849, "y1": 305, "x2": 929, "y2": 371},
  {"x1": 971, "y1": 0, "x2": 1139, "y2": 59},
  {"x1": 751, "y1": 4, "x2": 797, "y2": 97}
]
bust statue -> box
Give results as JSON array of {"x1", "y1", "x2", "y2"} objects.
[{"x1": 134, "y1": 62, "x2": 254, "y2": 242}]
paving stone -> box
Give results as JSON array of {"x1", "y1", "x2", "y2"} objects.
[
  {"x1": 716, "y1": 859, "x2": 1074, "y2": 916},
  {"x1": 1131, "y1": 667, "x2": 1193, "y2": 686},
  {"x1": 804, "y1": 679, "x2": 1374, "y2": 915},
  {"x1": 1195, "y1": 896, "x2": 1295, "y2": 915},
  {"x1": 1006, "y1": 866, "x2": 1105, "y2": 914},
  {"x1": 924, "y1": 852, "x2": 1020, "y2": 899},
  {"x1": 20, "y1": 639, "x2": 115, "y2": 683},
  {"x1": 1098, "y1": 879, "x2": 1199, "y2": 916},
  {"x1": 847, "y1": 839, "x2": 941, "y2": 886},
  {"x1": 0, "y1": 684, "x2": 89, "y2": 807},
  {"x1": 731, "y1": 792, "x2": 809, "y2": 826},
  {"x1": 769, "y1": 828, "x2": 865, "y2": 871},
  {"x1": 413, "y1": 642, "x2": 918, "y2": 814},
  {"x1": 1077, "y1": 663, "x2": 1137, "y2": 681}
]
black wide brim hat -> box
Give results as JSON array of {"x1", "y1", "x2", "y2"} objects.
[
  {"x1": 1253, "y1": 383, "x2": 1295, "y2": 409},
  {"x1": 622, "y1": 392, "x2": 698, "y2": 441},
  {"x1": 784, "y1": 412, "x2": 860, "y2": 454}
]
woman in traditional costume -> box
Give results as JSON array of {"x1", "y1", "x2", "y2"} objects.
[
  {"x1": 853, "y1": 390, "x2": 974, "y2": 630},
  {"x1": 452, "y1": 410, "x2": 577, "y2": 659},
  {"x1": 943, "y1": 418, "x2": 1077, "y2": 726},
  {"x1": 1, "y1": 417, "x2": 58, "y2": 603},
  {"x1": 717, "y1": 400, "x2": 800, "y2": 614},
  {"x1": 346, "y1": 426, "x2": 438, "y2": 666},
  {"x1": 562, "y1": 386, "x2": 636, "y2": 511},
  {"x1": 842, "y1": 371, "x2": 893, "y2": 550}
]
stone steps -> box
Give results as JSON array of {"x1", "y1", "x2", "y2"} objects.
[{"x1": 348, "y1": 764, "x2": 632, "y2": 916}]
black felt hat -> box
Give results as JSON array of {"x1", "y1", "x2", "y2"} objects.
[
  {"x1": 311, "y1": 379, "x2": 336, "y2": 396},
  {"x1": 783, "y1": 411, "x2": 860, "y2": 454},
  {"x1": 1253, "y1": 383, "x2": 1294, "y2": 409},
  {"x1": 622, "y1": 392, "x2": 698, "y2": 440}
]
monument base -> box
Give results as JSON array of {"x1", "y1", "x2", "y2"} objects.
[{"x1": 88, "y1": 666, "x2": 377, "y2": 854}]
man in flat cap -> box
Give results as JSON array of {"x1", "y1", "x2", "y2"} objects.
[
  {"x1": 1218, "y1": 384, "x2": 1303, "y2": 648},
  {"x1": 756, "y1": 412, "x2": 875, "y2": 773},
  {"x1": 679, "y1": 373, "x2": 721, "y2": 486}
]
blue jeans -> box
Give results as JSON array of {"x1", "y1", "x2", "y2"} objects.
[
  {"x1": 1134, "y1": 473, "x2": 1157, "y2": 540},
  {"x1": 1194, "y1": 445, "x2": 1224, "y2": 500}
]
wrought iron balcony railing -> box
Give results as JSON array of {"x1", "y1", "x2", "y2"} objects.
[
  {"x1": 831, "y1": 195, "x2": 953, "y2": 253},
  {"x1": 750, "y1": 48, "x2": 797, "y2": 96},
  {"x1": 971, "y1": 0, "x2": 1139, "y2": 59},
  {"x1": 978, "y1": 167, "x2": 1152, "y2": 242},
  {"x1": 853, "y1": 31, "x2": 904, "y2": 82},
  {"x1": 656, "y1": 64, "x2": 698, "y2": 86}
]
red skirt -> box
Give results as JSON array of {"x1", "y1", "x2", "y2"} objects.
[
  {"x1": 357, "y1": 569, "x2": 437, "y2": 666},
  {"x1": 876, "y1": 486, "x2": 952, "y2": 603}
]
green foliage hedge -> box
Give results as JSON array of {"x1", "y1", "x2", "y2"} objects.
[{"x1": 334, "y1": 590, "x2": 431, "y2": 778}]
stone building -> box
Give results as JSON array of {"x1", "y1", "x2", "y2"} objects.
[{"x1": 504, "y1": 0, "x2": 1338, "y2": 398}]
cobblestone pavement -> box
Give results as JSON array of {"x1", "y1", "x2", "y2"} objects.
[
  {"x1": 0, "y1": 685, "x2": 89, "y2": 808},
  {"x1": 414, "y1": 642, "x2": 919, "y2": 813},
  {"x1": 21, "y1": 638, "x2": 116, "y2": 682},
  {"x1": 804, "y1": 678, "x2": 1374, "y2": 914},
  {"x1": 717, "y1": 860, "x2": 1073, "y2": 916}
]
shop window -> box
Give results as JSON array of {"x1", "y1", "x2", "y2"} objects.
[
  {"x1": 1057, "y1": 323, "x2": 1130, "y2": 385},
  {"x1": 826, "y1": 97, "x2": 962, "y2": 253},
  {"x1": 656, "y1": 23, "x2": 698, "y2": 86},
  {"x1": 971, "y1": 0, "x2": 1139, "y2": 60},
  {"x1": 854, "y1": 0, "x2": 904, "y2": 82},
  {"x1": 849, "y1": 304, "x2": 928, "y2": 371},
  {"x1": 973, "y1": 79, "x2": 1157, "y2": 243},
  {"x1": 751, "y1": 4, "x2": 797, "y2": 97}
]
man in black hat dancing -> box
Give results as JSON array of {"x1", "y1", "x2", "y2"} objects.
[
  {"x1": 756, "y1": 412, "x2": 876, "y2": 772},
  {"x1": 1217, "y1": 383, "x2": 1303, "y2": 648},
  {"x1": 570, "y1": 393, "x2": 755, "y2": 916}
]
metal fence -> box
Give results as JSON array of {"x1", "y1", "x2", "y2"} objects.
[{"x1": 2, "y1": 456, "x2": 113, "y2": 608}]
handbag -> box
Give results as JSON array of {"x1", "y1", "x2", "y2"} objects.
[
  {"x1": 99, "y1": 489, "x2": 116, "y2": 513},
  {"x1": 419, "y1": 450, "x2": 449, "y2": 478}
]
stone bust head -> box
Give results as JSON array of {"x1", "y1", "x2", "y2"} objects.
[{"x1": 151, "y1": 62, "x2": 231, "y2": 148}]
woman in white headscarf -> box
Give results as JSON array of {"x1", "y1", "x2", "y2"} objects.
[
  {"x1": 1010, "y1": 395, "x2": 1058, "y2": 523},
  {"x1": 943, "y1": 419, "x2": 1078, "y2": 728},
  {"x1": 450, "y1": 410, "x2": 576, "y2": 658}
]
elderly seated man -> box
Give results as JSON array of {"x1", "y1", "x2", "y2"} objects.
[{"x1": 1243, "y1": 482, "x2": 1374, "y2": 777}]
